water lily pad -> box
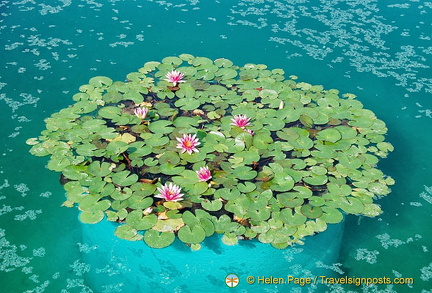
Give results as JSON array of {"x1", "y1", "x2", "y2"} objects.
[
  {"x1": 144, "y1": 230, "x2": 175, "y2": 248},
  {"x1": 102, "y1": 91, "x2": 123, "y2": 103},
  {"x1": 262, "y1": 118, "x2": 286, "y2": 131},
  {"x1": 159, "y1": 163, "x2": 185, "y2": 175},
  {"x1": 189, "y1": 182, "x2": 209, "y2": 196},
  {"x1": 192, "y1": 56, "x2": 213, "y2": 66},
  {"x1": 277, "y1": 193, "x2": 304, "y2": 208},
  {"x1": 238, "y1": 182, "x2": 257, "y2": 193},
  {"x1": 153, "y1": 218, "x2": 185, "y2": 232},
  {"x1": 253, "y1": 131, "x2": 273, "y2": 149},
  {"x1": 250, "y1": 219, "x2": 271, "y2": 234},
  {"x1": 88, "y1": 161, "x2": 112, "y2": 177},
  {"x1": 367, "y1": 182, "x2": 390, "y2": 196},
  {"x1": 222, "y1": 234, "x2": 239, "y2": 246},
  {"x1": 300, "y1": 205, "x2": 323, "y2": 219},
  {"x1": 308, "y1": 196, "x2": 325, "y2": 207},
  {"x1": 338, "y1": 197, "x2": 364, "y2": 214},
  {"x1": 126, "y1": 210, "x2": 157, "y2": 230},
  {"x1": 247, "y1": 208, "x2": 271, "y2": 221},
  {"x1": 349, "y1": 116, "x2": 375, "y2": 128},
  {"x1": 148, "y1": 120, "x2": 174, "y2": 134},
  {"x1": 316, "y1": 128, "x2": 342, "y2": 143},
  {"x1": 206, "y1": 85, "x2": 228, "y2": 96},
  {"x1": 139, "y1": 61, "x2": 160, "y2": 73},
  {"x1": 172, "y1": 170, "x2": 199, "y2": 185},
  {"x1": 233, "y1": 166, "x2": 257, "y2": 180},
  {"x1": 144, "y1": 134, "x2": 169, "y2": 147},
  {"x1": 110, "y1": 187, "x2": 133, "y2": 201},
  {"x1": 320, "y1": 207, "x2": 344, "y2": 224},
  {"x1": 214, "y1": 58, "x2": 234, "y2": 67},
  {"x1": 362, "y1": 203, "x2": 382, "y2": 217},
  {"x1": 174, "y1": 97, "x2": 201, "y2": 111},
  {"x1": 114, "y1": 224, "x2": 143, "y2": 241},
  {"x1": 47, "y1": 156, "x2": 71, "y2": 172},
  {"x1": 162, "y1": 56, "x2": 183, "y2": 66},
  {"x1": 233, "y1": 150, "x2": 260, "y2": 165},
  {"x1": 303, "y1": 174, "x2": 328, "y2": 186},
  {"x1": 62, "y1": 165, "x2": 88, "y2": 181},
  {"x1": 214, "y1": 188, "x2": 240, "y2": 201},
  {"x1": 182, "y1": 211, "x2": 200, "y2": 227},
  {"x1": 106, "y1": 141, "x2": 129, "y2": 154},
  {"x1": 288, "y1": 130, "x2": 314, "y2": 150},
  {"x1": 111, "y1": 170, "x2": 138, "y2": 186},
  {"x1": 78, "y1": 194, "x2": 108, "y2": 211},
  {"x1": 178, "y1": 225, "x2": 206, "y2": 244},
  {"x1": 200, "y1": 198, "x2": 222, "y2": 211},
  {"x1": 79, "y1": 210, "x2": 104, "y2": 224},
  {"x1": 280, "y1": 208, "x2": 307, "y2": 226},
  {"x1": 199, "y1": 218, "x2": 215, "y2": 237},
  {"x1": 126, "y1": 196, "x2": 153, "y2": 209},
  {"x1": 335, "y1": 125, "x2": 358, "y2": 139},
  {"x1": 310, "y1": 165, "x2": 327, "y2": 176},
  {"x1": 299, "y1": 114, "x2": 314, "y2": 128}
]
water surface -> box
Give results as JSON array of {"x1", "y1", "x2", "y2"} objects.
[{"x1": 1, "y1": 1, "x2": 431, "y2": 292}]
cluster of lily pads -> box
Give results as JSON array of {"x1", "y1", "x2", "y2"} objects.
[{"x1": 27, "y1": 54, "x2": 394, "y2": 250}]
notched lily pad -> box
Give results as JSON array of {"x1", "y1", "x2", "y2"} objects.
[
  {"x1": 111, "y1": 171, "x2": 138, "y2": 186},
  {"x1": 144, "y1": 230, "x2": 176, "y2": 248},
  {"x1": 178, "y1": 225, "x2": 206, "y2": 244},
  {"x1": 115, "y1": 224, "x2": 143, "y2": 241},
  {"x1": 79, "y1": 210, "x2": 104, "y2": 224},
  {"x1": 316, "y1": 128, "x2": 342, "y2": 143},
  {"x1": 300, "y1": 205, "x2": 323, "y2": 219}
]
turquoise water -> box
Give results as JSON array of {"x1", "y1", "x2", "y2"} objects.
[
  {"x1": 1, "y1": 0, "x2": 431, "y2": 292},
  {"x1": 81, "y1": 219, "x2": 344, "y2": 292}
]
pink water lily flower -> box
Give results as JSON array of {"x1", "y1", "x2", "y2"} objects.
[
  {"x1": 176, "y1": 134, "x2": 200, "y2": 155},
  {"x1": 231, "y1": 114, "x2": 251, "y2": 128},
  {"x1": 245, "y1": 128, "x2": 255, "y2": 136},
  {"x1": 155, "y1": 182, "x2": 184, "y2": 202},
  {"x1": 196, "y1": 166, "x2": 212, "y2": 182},
  {"x1": 134, "y1": 107, "x2": 149, "y2": 120},
  {"x1": 164, "y1": 70, "x2": 185, "y2": 86}
]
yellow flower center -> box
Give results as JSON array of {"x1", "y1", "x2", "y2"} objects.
[{"x1": 184, "y1": 141, "x2": 193, "y2": 148}]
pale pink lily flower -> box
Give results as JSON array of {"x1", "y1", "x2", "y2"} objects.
[
  {"x1": 164, "y1": 70, "x2": 185, "y2": 86},
  {"x1": 245, "y1": 128, "x2": 255, "y2": 136},
  {"x1": 134, "y1": 107, "x2": 149, "y2": 120},
  {"x1": 231, "y1": 114, "x2": 251, "y2": 128},
  {"x1": 155, "y1": 182, "x2": 184, "y2": 202},
  {"x1": 196, "y1": 166, "x2": 212, "y2": 182},
  {"x1": 176, "y1": 134, "x2": 200, "y2": 155}
]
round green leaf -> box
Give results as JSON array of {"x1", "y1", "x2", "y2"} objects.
[
  {"x1": 126, "y1": 210, "x2": 158, "y2": 230},
  {"x1": 88, "y1": 161, "x2": 112, "y2": 177},
  {"x1": 280, "y1": 208, "x2": 307, "y2": 226},
  {"x1": 178, "y1": 225, "x2": 206, "y2": 244},
  {"x1": 320, "y1": 207, "x2": 344, "y2": 224},
  {"x1": 316, "y1": 128, "x2": 342, "y2": 143},
  {"x1": 233, "y1": 166, "x2": 257, "y2": 180},
  {"x1": 89, "y1": 76, "x2": 113, "y2": 87},
  {"x1": 148, "y1": 120, "x2": 175, "y2": 134},
  {"x1": 144, "y1": 230, "x2": 176, "y2": 248},
  {"x1": 338, "y1": 197, "x2": 364, "y2": 214},
  {"x1": 79, "y1": 210, "x2": 104, "y2": 224},
  {"x1": 222, "y1": 234, "x2": 239, "y2": 246},
  {"x1": 300, "y1": 205, "x2": 323, "y2": 219},
  {"x1": 201, "y1": 199, "x2": 223, "y2": 211},
  {"x1": 111, "y1": 171, "x2": 138, "y2": 186},
  {"x1": 114, "y1": 224, "x2": 143, "y2": 241}
]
